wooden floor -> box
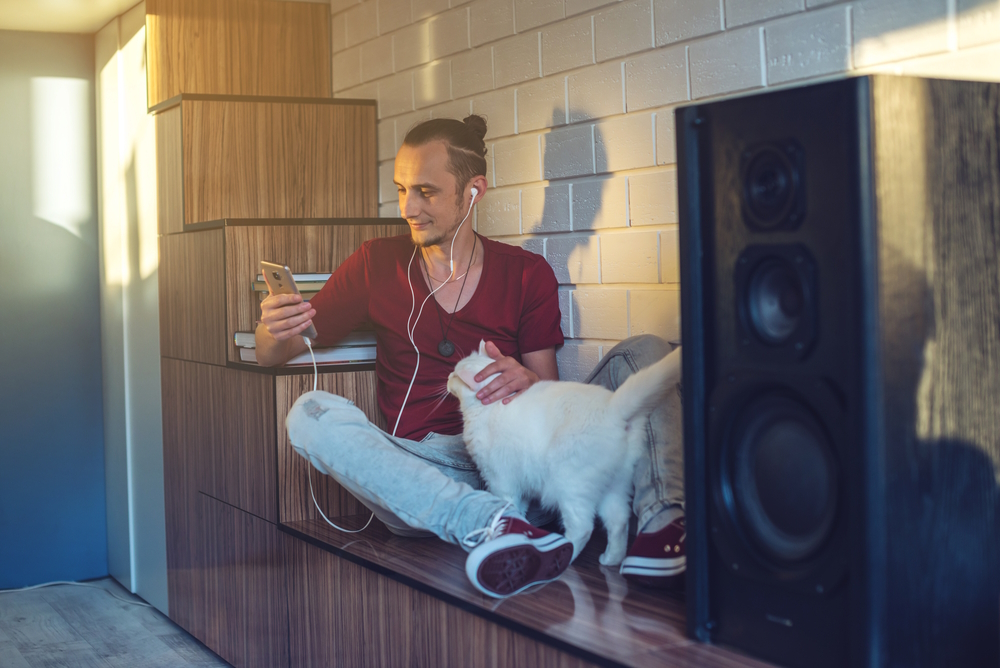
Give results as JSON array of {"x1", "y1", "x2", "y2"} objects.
[
  {"x1": 284, "y1": 516, "x2": 777, "y2": 668},
  {"x1": 0, "y1": 578, "x2": 229, "y2": 668}
]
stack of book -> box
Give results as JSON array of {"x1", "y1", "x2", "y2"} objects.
[{"x1": 238, "y1": 272, "x2": 377, "y2": 366}]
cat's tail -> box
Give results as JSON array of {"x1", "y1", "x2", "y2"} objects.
[{"x1": 608, "y1": 346, "x2": 682, "y2": 423}]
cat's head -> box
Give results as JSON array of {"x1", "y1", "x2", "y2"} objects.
[{"x1": 447, "y1": 340, "x2": 499, "y2": 401}]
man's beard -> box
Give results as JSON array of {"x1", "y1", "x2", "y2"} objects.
[{"x1": 410, "y1": 202, "x2": 464, "y2": 248}]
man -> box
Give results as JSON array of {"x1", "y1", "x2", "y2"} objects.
[{"x1": 255, "y1": 116, "x2": 684, "y2": 598}]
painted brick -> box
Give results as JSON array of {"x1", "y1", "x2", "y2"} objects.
[
  {"x1": 689, "y1": 26, "x2": 764, "y2": 99},
  {"x1": 452, "y1": 47, "x2": 495, "y2": 98},
  {"x1": 655, "y1": 107, "x2": 676, "y2": 165},
  {"x1": 393, "y1": 109, "x2": 432, "y2": 148},
  {"x1": 653, "y1": 0, "x2": 722, "y2": 47},
  {"x1": 493, "y1": 134, "x2": 541, "y2": 185},
  {"x1": 337, "y1": 81, "x2": 378, "y2": 102},
  {"x1": 557, "y1": 341, "x2": 604, "y2": 381},
  {"x1": 558, "y1": 289, "x2": 573, "y2": 338},
  {"x1": 414, "y1": 61, "x2": 451, "y2": 109},
  {"x1": 476, "y1": 187, "x2": 521, "y2": 236},
  {"x1": 379, "y1": 201, "x2": 401, "y2": 217},
  {"x1": 333, "y1": 46, "x2": 362, "y2": 92},
  {"x1": 332, "y1": 0, "x2": 362, "y2": 14},
  {"x1": 522, "y1": 184, "x2": 571, "y2": 233},
  {"x1": 765, "y1": 6, "x2": 850, "y2": 85},
  {"x1": 345, "y1": 1, "x2": 379, "y2": 47},
  {"x1": 378, "y1": 72, "x2": 414, "y2": 117},
  {"x1": 629, "y1": 168, "x2": 677, "y2": 226},
  {"x1": 853, "y1": 0, "x2": 950, "y2": 68},
  {"x1": 413, "y1": 0, "x2": 450, "y2": 20},
  {"x1": 625, "y1": 45, "x2": 687, "y2": 112},
  {"x1": 452, "y1": 0, "x2": 475, "y2": 6},
  {"x1": 495, "y1": 235, "x2": 545, "y2": 256},
  {"x1": 567, "y1": 60, "x2": 624, "y2": 122},
  {"x1": 541, "y1": 124, "x2": 594, "y2": 180},
  {"x1": 958, "y1": 0, "x2": 1000, "y2": 49},
  {"x1": 807, "y1": 0, "x2": 847, "y2": 6},
  {"x1": 471, "y1": 0, "x2": 515, "y2": 47},
  {"x1": 601, "y1": 230, "x2": 659, "y2": 283},
  {"x1": 378, "y1": 118, "x2": 396, "y2": 161},
  {"x1": 495, "y1": 32, "x2": 541, "y2": 87},
  {"x1": 472, "y1": 88, "x2": 517, "y2": 139},
  {"x1": 629, "y1": 289, "x2": 680, "y2": 342},
  {"x1": 429, "y1": 8, "x2": 471, "y2": 60},
  {"x1": 871, "y1": 42, "x2": 1000, "y2": 81},
  {"x1": 661, "y1": 225, "x2": 679, "y2": 283},
  {"x1": 541, "y1": 14, "x2": 594, "y2": 76},
  {"x1": 595, "y1": 113, "x2": 654, "y2": 172},
  {"x1": 361, "y1": 35, "x2": 394, "y2": 83},
  {"x1": 378, "y1": 0, "x2": 412, "y2": 34},
  {"x1": 595, "y1": 0, "x2": 653, "y2": 62},
  {"x1": 548, "y1": 234, "x2": 602, "y2": 284},
  {"x1": 516, "y1": 0, "x2": 565, "y2": 31},
  {"x1": 379, "y1": 160, "x2": 397, "y2": 203},
  {"x1": 394, "y1": 21, "x2": 432, "y2": 69},
  {"x1": 725, "y1": 0, "x2": 804, "y2": 28},
  {"x1": 571, "y1": 176, "x2": 628, "y2": 230},
  {"x1": 430, "y1": 98, "x2": 472, "y2": 119},
  {"x1": 566, "y1": 0, "x2": 620, "y2": 15},
  {"x1": 517, "y1": 77, "x2": 567, "y2": 133},
  {"x1": 572, "y1": 288, "x2": 629, "y2": 338},
  {"x1": 332, "y1": 11, "x2": 348, "y2": 53}
]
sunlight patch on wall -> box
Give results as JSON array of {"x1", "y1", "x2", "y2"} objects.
[{"x1": 30, "y1": 77, "x2": 92, "y2": 239}]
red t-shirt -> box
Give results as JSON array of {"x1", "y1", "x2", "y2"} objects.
[{"x1": 308, "y1": 233, "x2": 564, "y2": 440}]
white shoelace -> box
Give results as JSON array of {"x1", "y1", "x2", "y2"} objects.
[{"x1": 461, "y1": 502, "x2": 513, "y2": 549}]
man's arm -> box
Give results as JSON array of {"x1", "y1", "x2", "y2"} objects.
[
  {"x1": 474, "y1": 342, "x2": 558, "y2": 405},
  {"x1": 254, "y1": 293, "x2": 312, "y2": 366}
]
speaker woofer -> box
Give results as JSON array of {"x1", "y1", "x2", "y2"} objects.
[{"x1": 723, "y1": 395, "x2": 838, "y2": 564}]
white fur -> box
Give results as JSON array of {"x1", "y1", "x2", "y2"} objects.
[{"x1": 447, "y1": 342, "x2": 682, "y2": 566}]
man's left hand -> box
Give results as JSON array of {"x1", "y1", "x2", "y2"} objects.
[{"x1": 475, "y1": 341, "x2": 539, "y2": 405}]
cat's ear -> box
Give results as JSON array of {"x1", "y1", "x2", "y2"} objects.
[
  {"x1": 478, "y1": 340, "x2": 487, "y2": 356},
  {"x1": 455, "y1": 366, "x2": 482, "y2": 390}
]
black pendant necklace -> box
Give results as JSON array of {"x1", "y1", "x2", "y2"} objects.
[{"x1": 422, "y1": 237, "x2": 477, "y2": 358}]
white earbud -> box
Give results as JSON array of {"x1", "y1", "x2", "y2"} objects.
[{"x1": 471, "y1": 186, "x2": 479, "y2": 198}]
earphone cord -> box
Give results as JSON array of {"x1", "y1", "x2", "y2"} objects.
[{"x1": 302, "y1": 336, "x2": 376, "y2": 534}]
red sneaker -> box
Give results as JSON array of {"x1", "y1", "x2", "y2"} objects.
[
  {"x1": 620, "y1": 516, "x2": 686, "y2": 589},
  {"x1": 465, "y1": 517, "x2": 573, "y2": 598}
]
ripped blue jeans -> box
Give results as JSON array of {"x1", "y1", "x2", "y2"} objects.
[{"x1": 285, "y1": 335, "x2": 683, "y2": 549}]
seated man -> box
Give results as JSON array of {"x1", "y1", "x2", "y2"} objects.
[{"x1": 255, "y1": 115, "x2": 684, "y2": 598}]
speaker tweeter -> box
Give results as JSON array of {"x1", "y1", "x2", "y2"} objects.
[{"x1": 741, "y1": 141, "x2": 805, "y2": 230}]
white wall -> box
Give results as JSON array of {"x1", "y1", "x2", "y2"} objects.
[
  {"x1": 95, "y1": 1, "x2": 168, "y2": 613},
  {"x1": 327, "y1": 0, "x2": 1000, "y2": 380}
]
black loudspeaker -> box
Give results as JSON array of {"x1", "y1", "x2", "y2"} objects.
[{"x1": 678, "y1": 75, "x2": 1000, "y2": 668}]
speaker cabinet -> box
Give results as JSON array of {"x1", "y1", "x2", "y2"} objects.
[{"x1": 678, "y1": 75, "x2": 1000, "y2": 668}]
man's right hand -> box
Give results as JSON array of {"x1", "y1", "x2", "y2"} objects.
[
  {"x1": 259, "y1": 293, "x2": 316, "y2": 341},
  {"x1": 254, "y1": 294, "x2": 313, "y2": 366}
]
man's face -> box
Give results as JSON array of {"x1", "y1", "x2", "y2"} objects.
[{"x1": 393, "y1": 141, "x2": 465, "y2": 248}]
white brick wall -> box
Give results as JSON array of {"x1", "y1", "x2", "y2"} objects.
[{"x1": 330, "y1": 0, "x2": 1000, "y2": 379}]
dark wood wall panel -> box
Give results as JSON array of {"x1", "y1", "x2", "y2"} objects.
[
  {"x1": 183, "y1": 101, "x2": 377, "y2": 227},
  {"x1": 145, "y1": 0, "x2": 331, "y2": 108},
  {"x1": 225, "y1": 223, "x2": 405, "y2": 362},
  {"x1": 156, "y1": 105, "x2": 184, "y2": 235},
  {"x1": 276, "y1": 370, "x2": 386, "y2": 524},
  {"x1": 159, "y1": 229, "x2": 226, "y2": 365},
  {"x1": 285, "y1": 538, "x2": 598, "y2": 668}
]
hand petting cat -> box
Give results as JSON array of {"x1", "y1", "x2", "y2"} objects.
[{"x1": 474, "y1": 340, "x2": 548, "y2": 405}]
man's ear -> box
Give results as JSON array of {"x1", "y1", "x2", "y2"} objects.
[{"x1": 479, "y1": 340, "x2": 487, "y2": 356}]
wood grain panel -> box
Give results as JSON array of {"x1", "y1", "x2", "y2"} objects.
[
  {"x1": 225, "y1": 223, "x2": 405, "y2": 362},
  {"x1": 276, "y1": 370, "x2": 386, "y2": 524},
  {"x1": 145, "y1": 0, "x2": 331, "y2": 108},
  {"x1": 183, "y1": 100, "x2": 377, "y2": 226},
  {"x1": 286, "y1": 537, "x2": 600, "y2": 668},
  {"x1": 241, "y1": 509, "x2": 292, "y2": 668},
  {"x1": 159, "y1": 229, "x2": 226, "y2": 365},
  {"x1": 155, "y1": 105, "x2": 184, "y2": 235}
]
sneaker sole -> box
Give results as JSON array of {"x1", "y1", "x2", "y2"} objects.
[
  {"x1": 619, "y1": 555, "x2": 686, "y2": 578},
  {"x1": 466, "y1": 533, "x2": 574, "y2": 598}
]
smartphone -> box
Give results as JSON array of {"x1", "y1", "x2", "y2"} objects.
[{"x1": 259, "y1": 261, "x2": 319, "y2": 341}]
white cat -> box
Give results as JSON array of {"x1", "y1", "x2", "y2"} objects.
[{"x1": 447, "y1": 341, "x2": 682, "y2": 566}]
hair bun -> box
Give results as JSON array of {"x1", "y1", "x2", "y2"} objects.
[{"x1": 462, "y1": 114, "x2": 488, "y2": 143}]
